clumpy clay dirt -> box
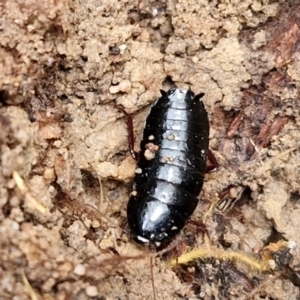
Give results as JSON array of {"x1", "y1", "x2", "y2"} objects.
[{"x1": 1, "y1": 0, "x2": 300, "y2": 299}]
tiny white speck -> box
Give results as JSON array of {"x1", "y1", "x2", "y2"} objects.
[
  {"x1": 167, "y1": 133, "x2": 175, "y2": 141},
  {"x1": 131, "y1": 190, "x2": 137, "y2": 196},
  {"x1": 137, "y1": 236, "x2": 149, "y2": 243},
  {"x1": 171, "y1": 226, "x2": 178, "y2": 230},
  {"x1": 149, "y1": 135, "x2": 155, "y2": 140},
  {"x1": 150, "y1": 233, "x2": 155, "y2": 239},
  {"x1": 144, "y1": 149, "x2": 155, "y2": 160},
  {"x1": 48, "y1": 57, "x2": 55, "y2": 66},
  {"x1": 155, "y1": 242, "x2": 161, "y2": 247},
  {"x1": 119, "y1": 44, "x2": 127, "y2": 50},
  {"x1": 74, "y1": 264, "x2": 86, "y2": 276},
  {"x1": 135, "y1": 168, "x2": 142, "y2": 174},
  {"x1": 11, "y1": 221, "x2": 19, "y2": 231},
  {"x1": 288, "y1": 241, "x2": 297, "y2": 250},
  {"x1": 86, "y1": 286, "x2": 98, "y2": 297}
]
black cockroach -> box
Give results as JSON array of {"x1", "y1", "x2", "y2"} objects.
[{"x1": 124, "y1": 87, "x2": 210, "y2": 247}]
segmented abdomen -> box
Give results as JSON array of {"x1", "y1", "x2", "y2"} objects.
[{"x1": 127, "y1": 88, "x2": 209, "y2": 245}]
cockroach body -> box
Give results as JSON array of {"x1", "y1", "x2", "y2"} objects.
[{"x1": 127, "y1": 88, "x2": 209, "y2": 246}]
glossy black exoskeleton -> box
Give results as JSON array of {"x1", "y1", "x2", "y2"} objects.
[{"x1": 127, "y1": 88, "x2": 209, "y2": 246}]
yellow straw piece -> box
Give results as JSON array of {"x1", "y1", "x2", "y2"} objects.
[
  {"x1": 13, "y1": 171, "x2": 46, "y2": 214},
  {"x1": 168, "y1": 247, "x2": 270, "y2": 272},
  {"x1": 22, "y1": 270, "x2": 40, "y2": 300}
]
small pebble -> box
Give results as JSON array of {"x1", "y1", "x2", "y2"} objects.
[
  {"x1": 118, "y1": 79, "x2": 131, "y2": 92},
  {"x1": 74, "y1": 264, "x2": 86, "y2": 276},
  {"x1": 109, "y1": 85, "x2": 120, "y2": 94},
  {"x1": 11, "y1": 221, "x2": 19, "y2": 231},
  {"x1": 119, "y1": 44, "x2": 127, "y2": 55},
  {"x1": 43, "y1": 167, "x2": 55, "y2": 180},
  {"x1": 119, "y1": 44, "x2": 127, "y2": 51},
  {"x1": 86, "y1": 286, "x2": 98, "y2": 297}
]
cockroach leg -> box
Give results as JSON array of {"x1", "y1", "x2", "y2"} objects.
[
  {"x1": 205, "y1": 149, "x2": 219, "y2": 173},
  {"x1": 187, "y1": 219, "x2": 207, "y2": 234},
  {"x1": 150, "y1": 257, "x2": 157, "y2": 300},
  {"x1": 115, "y1": 106, "x2": 139, "y2": 160}
]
